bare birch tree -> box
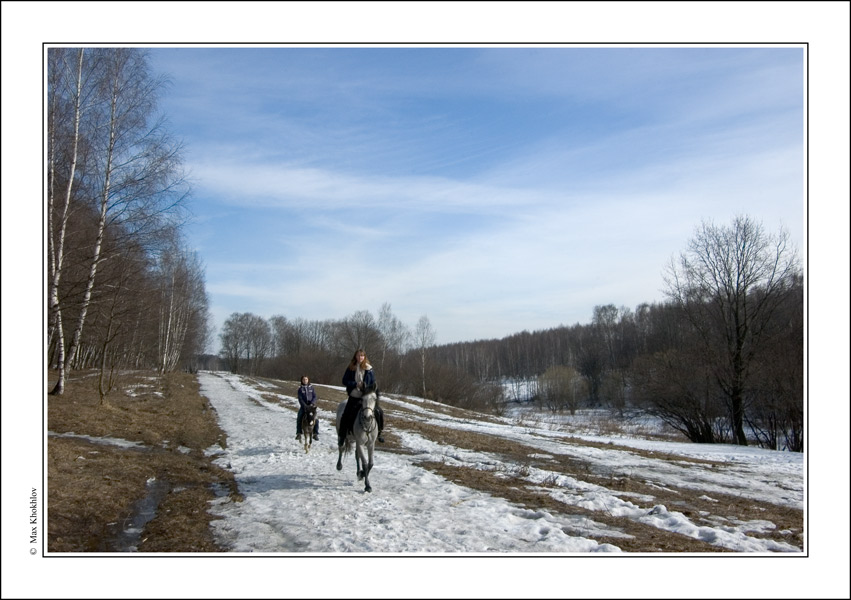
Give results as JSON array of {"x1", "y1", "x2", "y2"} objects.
[
  {"x1": 414, "y1": 315, "x2": 436, "y2": 399},
  {"x1": 156, "y1": 240, "x2": 209, "y2": 373},
  {"x1": 47, "y1": 48, "x2": 87, "y2": 395},
  {"x1": 61, "y1": 48, "x2": 188, "y2": 382},
  {"x1": 377, "y1": 302, "x2": 409, "y2": 373}
]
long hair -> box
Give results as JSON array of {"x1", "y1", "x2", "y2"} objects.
[{"x1": 348, "y1": 348, "x2": 371, "y2": 370}]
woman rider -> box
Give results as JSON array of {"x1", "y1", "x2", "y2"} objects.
[{"x1": 338, "y1": 348, "x2": 385, "y2": 447}]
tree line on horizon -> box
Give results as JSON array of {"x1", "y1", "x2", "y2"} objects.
[{"x1": 212, "y1": 215, "x2": 803, "y2": 452}]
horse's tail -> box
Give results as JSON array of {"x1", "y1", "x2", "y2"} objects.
[{"x1": 342, "y1": 437, "x2": 353, "y2": 456}]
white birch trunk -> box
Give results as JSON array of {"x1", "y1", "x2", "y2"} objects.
[
  {"x1": 64, "y1": 73, "x2": 118, "y2": 372},
  {"x1": 48, "y1": 49, "x2": 84, "y2": 395},
  {"x1": 158, "y1": 275, "x2": 172, "y2": 373},
  {"x1": 158, "y1": 260, "x2": 194, "y2": 373}
]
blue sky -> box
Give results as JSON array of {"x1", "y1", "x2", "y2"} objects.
[{"x1": 147, "y1": 46, "x2": 805, "y2": 347}]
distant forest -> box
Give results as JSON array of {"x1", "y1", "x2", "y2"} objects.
[{"x1": 209, "y1": 216, "x2": 803, "y2": 452}]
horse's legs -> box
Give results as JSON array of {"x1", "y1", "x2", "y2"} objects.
[
  {"x1": 355, "y1": 442, "x2": 364, "y2": 480},
  {"x1": 360, "y1": 440, "x2": 373, "y2": 492},
  {"x1": 304, "y1": 418, "x2": 310, "y2": 452},
  {"x1": 336, "y1": 443, "x2": 344, "y2": 471},
  {"x1": 363, "y1": 447, "x2": 372, "y2": 492},
  {"x1": 357, "y1": 442, "x2": 372, "y2": 492}
]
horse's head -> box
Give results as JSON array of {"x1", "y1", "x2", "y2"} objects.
[{"x1": 361, "y1": 390, "x2": 377, "y2": 415}]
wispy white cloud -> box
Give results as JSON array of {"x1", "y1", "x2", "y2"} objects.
[
  {"x1": 189, "y1": 160, "x2": 547, "y2": 214},
  {"x1": 187, "y1": 125, "x2": 803, "y2": 342},
  {"x1": 149, "y1": 46, "x2": 805, "y2": 344}
]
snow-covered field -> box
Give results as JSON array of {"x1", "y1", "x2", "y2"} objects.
[{"x1": 198, "y1": 371, "x2": 803, "y2": 554}]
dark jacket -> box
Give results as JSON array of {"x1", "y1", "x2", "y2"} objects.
[
  {"x1": 342, "y1": 366, "x2": 375, "y2": 396},
  {"x1": 297, "y1": 384, "x2": 317, "y2": 409}
]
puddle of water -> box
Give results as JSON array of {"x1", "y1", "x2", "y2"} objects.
[
  {"x1": 210, "y1": 481, "x2": 231, "y2": 499},
  {"x1": 101, "y1": 477, "x2": 170, "y2": 552},
  {"x1": 100, "y1": 479, "x2": 236, "y2": 551}
]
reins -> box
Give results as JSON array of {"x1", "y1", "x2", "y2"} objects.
[{"x1": 358, "y1": 406, "x2": 377, "y2": 435}]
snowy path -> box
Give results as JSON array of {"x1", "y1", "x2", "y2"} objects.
[
  {"x1": 199, "y1": 372, "x2": 804, "y2": 554},
  {"x1": 198, "y1": 371, "x2": 618, "y2": 553}
]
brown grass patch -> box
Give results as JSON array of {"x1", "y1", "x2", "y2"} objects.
[
  {"x1": 389, "y1": 410, "x2": 802, "y2": 551},
  {"x1": 420, "y1": 461, "x2": 732, "y2": 552},
  {"x1": 47, "y1": 370, "x2": 239, "y2": 552}
]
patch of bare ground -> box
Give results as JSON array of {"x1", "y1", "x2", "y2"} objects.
[
  {"x1": 420, "y1": 461, "x2": 731, "y2": 552},
  {"x1": 367, "y1": 390, "x2": 506, "y2": 424},
  {"x1": 47, "y1": 370, "x2": 240, "y2": 552},
  {"x1": 390, "y1": 413, "x2": 802, "y2": 551}
]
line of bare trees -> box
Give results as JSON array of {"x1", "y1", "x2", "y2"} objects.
[
  {"x1": 47, "y1": 48, "x2": 209, "y2": 400},
  {"x1": 215, "y1": 305, "x2": 503, "y2": 410},
  {"x1": 432, "y1": 216, "x2": 804, "y2": 450},
  {"x1": 214, "y1": 216, "x2": 802, "y2": 450}
]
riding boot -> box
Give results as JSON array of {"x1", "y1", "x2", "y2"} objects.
[
  {"x1": 376, "y1": 406, "x2": 385, "y2": 443},
  {"x1": 339, "y1": 398, "x2": 356, "y2": 446},
  {"x1": 343, "y1": 396, "x2": 360, "y2": 428},
  {"x1": 337, "y1": 415, "x2": 348, "y2": 447}
]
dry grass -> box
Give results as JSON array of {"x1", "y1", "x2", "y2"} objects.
[
  {"x1": 404, "y1": 416, "x2": 801, "y2": 549},
  {"x1": 47, "y1": 370, "x2": 239, "y2": 552},
  {"x1": 419, "y1": 461, "x2": 733, "y2": 553}
]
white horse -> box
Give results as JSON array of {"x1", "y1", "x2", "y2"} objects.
[{"x1": 335, "y1": 390, "x2": 379, "y2": 492}]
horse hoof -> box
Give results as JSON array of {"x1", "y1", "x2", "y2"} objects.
[
  {"x1": 365, "y1": 485, "x2": 372, "y2": 493},
  {"x1": 336, "y1": 462, "x2": 342, "y2": 471}
]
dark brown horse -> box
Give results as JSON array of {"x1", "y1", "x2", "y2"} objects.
[{"x1": 300, "y1": 404, "x2": 317, "y2": 453}]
